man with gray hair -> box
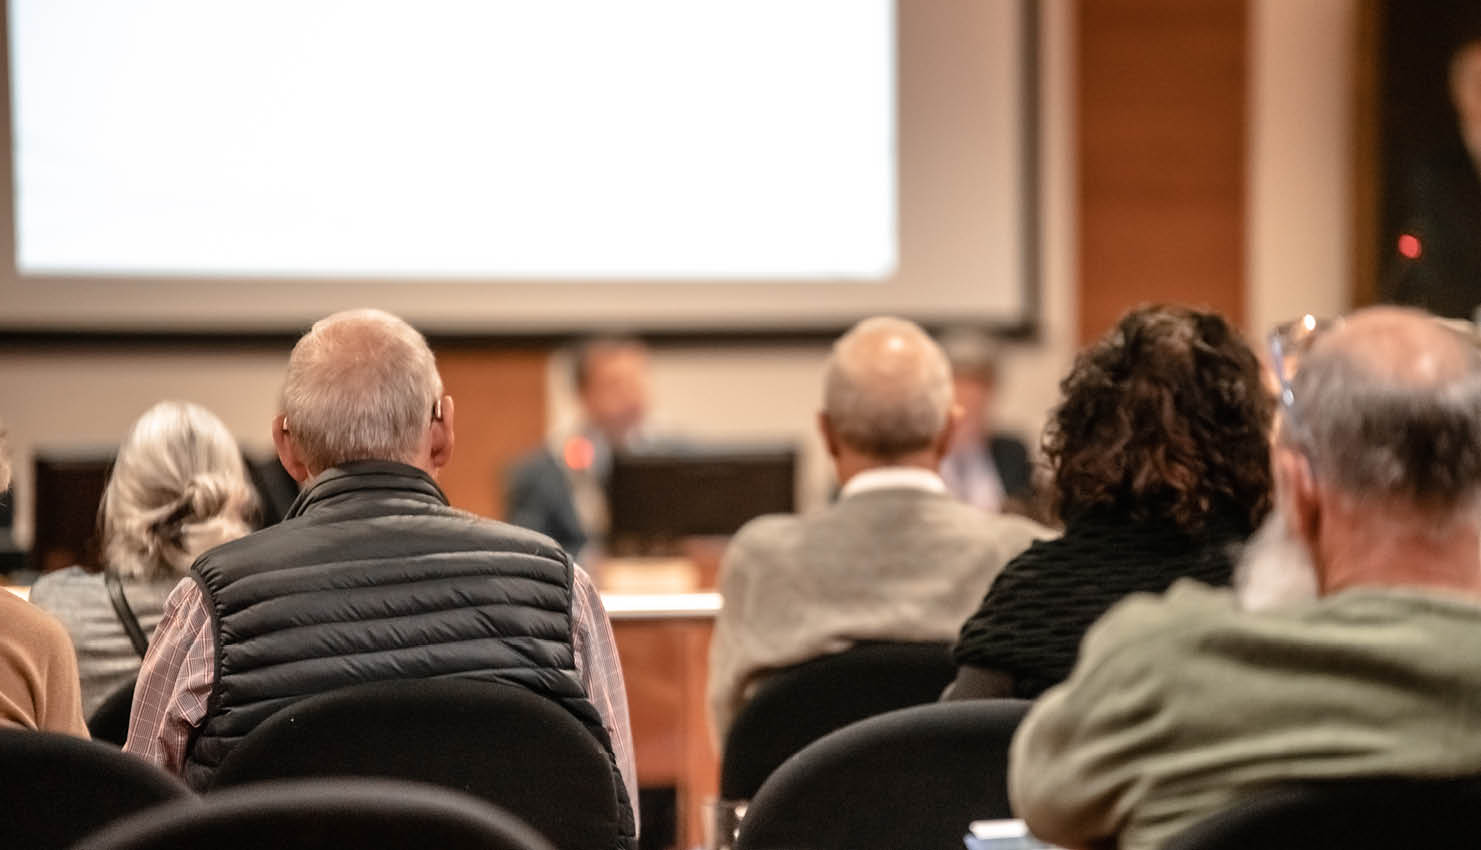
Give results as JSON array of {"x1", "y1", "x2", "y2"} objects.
[
  {"x1": 124, "y1": 310, "x2": 638, "y2": 846},
  {"x1": 707, "y1": 316, "x2": 1051, "y2": 739},
  {"x1": 1011, "y1": 306, "x2": 1481, "y2": 850}
]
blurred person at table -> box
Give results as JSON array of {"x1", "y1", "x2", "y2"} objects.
[
  {"x1": 937, "y1": 328, "x2": 1036, "y2": 515},
  {"x1": 30, "y1": 401, "x2": 256, "y2": 717},
  {"x1": 0, "y1": 422, "x2": 88, "y2": 735},
  {"x1": 506, "y1": 336, "x2": 653, "y2": 560},
  {"x1": 945, "y1": 305, "x2": 1272, "y2": 701},
  {"x1": 1012, "y1": 307, "x2": 1481, "y2": 850},
  {"x1": 707, "y1": 317, "x2": 1053, "y2": 740},
  {"x1": 124, "y1": 309, "x2": 637, "y2": 846}
]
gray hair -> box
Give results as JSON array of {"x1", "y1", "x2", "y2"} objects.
[
  {"x1": 823, "y1": 316, "x2": 954, "y2": 458},
  {"x1": 938, "y1": 327, "x2": 1001, "y2": 384},
  {"x1": 1283, "y1": 325, "x2": 1481, "y2": 514},
  {"x1": 281, "y1": 309, "x2": 444, "y2": 471},
  {"x1": 101, "y1": 401, "x2": 256, "y2": 579}
]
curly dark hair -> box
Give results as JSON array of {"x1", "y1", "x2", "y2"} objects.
[{"x1": 1045, "y1": 305, "x2": 1273, "y2": 534}]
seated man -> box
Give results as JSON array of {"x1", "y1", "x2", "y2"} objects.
[
  {"x1": 0, "y1": 429, "x2": 88, "y2": 736},
  {"x1": 505, "y1": 336, "x2": 652, "y2": 559},
  {"x1": 936, "y1": 328, "x2": 1035, "y2": 514},
  {"x1": 1011, "y1": 307, "x2": 1481, "y2": 850},
  {"x1": 707, "y1": 317, "x2": 1052, "y2": 740},
  {"x1": 125, "y1": 310, "x2": 637, "y2": 846}
]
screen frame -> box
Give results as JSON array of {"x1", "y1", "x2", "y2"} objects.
[{"x1": 0, "y1": 0, "x2": 1042, "y2": 342}]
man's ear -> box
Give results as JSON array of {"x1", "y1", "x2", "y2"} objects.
[
  {"x1": 818, "y1": 411, "x2": 841, "y2": 459},
  {"x1": 934, "y1": 403, "x2": 965, "y2": 459},
  {"x1": 272, "y1": 414, "x2": 312, "y2": 484},
  {"x1": 1275, "y1": 445, "x2": 1321, "y2": 550},
  {"x1": 427, "y1": 394, "x2": 455, "y2": 472}
]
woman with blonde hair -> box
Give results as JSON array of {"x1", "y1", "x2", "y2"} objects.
[{"x1": 30, "y1": 401, "x2": 257, "y2": 716}]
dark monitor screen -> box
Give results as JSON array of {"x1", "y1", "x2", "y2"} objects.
[
  {"x1": 606, "y1": 447, "x2": 797, "y2": 545},
  {"x1": 31, "y1": 452, "x2": 113, "y2": 574}
]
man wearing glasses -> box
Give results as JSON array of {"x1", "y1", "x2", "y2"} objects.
[{"x1": 1009, "y1": 307, "x2": 1481, "y2": 850}]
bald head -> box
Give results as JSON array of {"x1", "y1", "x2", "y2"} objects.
[
  {"x1": 278, "y1": 309, "x2": 446, "y2": 475},
  {"x1": 823, "y1": 317, "x2": 954, "y2": 459},
  {"x1": 1286, "y1": 306, "x2": 1481, "y2": 511}
]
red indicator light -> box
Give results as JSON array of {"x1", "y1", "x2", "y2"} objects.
[{"x1": 1398, "y1": 233, "x2": 1422, "y2": 260}]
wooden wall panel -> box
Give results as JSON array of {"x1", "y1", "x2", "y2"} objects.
[
  {"x1": 1078, "y1": 0, "x2": 1249, "y2": 342},
  {"x1": 433, "y1": 347, "x2": 548, "y2": 520}
]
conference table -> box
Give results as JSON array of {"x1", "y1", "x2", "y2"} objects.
[{"x1": 605, "y1": 590, "x2": 722, "y2": 849}]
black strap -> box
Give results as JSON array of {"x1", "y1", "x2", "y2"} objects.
[{"x1": 105, "y1": 569, "x2": 150, "y2": 659}]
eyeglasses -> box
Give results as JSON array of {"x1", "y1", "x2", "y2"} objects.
[
  {"x1": 1267, "y1": 315, "x2": 1340, "y2": 440},
  {"x1": 1268, "y1": 313, "x2": 1481, "y2": 441}
]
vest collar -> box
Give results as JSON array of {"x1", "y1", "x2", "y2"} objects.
[{"x1": 284, "y1": 460, "x2": 449, "y2": 520}]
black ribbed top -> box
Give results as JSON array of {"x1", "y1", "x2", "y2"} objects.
[{"x1": 951, "y1": 509, "x2": 1246, "y2": 699}]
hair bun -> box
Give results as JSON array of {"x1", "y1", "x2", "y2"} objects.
[{"x1": 182, "y1": 474, "x2": 231, "y2": 523}]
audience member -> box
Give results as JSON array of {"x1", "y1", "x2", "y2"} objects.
[
  {"x1": 123, "y1": 309, "x2": 638, "y2": 844},
  {"x1": 937, "y1": 329, "x2": 1035, "y2": 513},
  {"x1": 506, "y1": 336, "x2": 652, "y2": 558},
  {"x1": 707, "y1": 317, "x2": 1052, "y2": 740},
  {"x1": 946, "y1": 306, "x2": 1272, "y2": 700},
  {"x1": 30, "y1": 401, "x2": 256, "y2": 717},
  {"x1": 1011, "y1": 307, "x2": 1481, "y2": 850},
  {"x1": 0, "y1": 424, "x2": 89, "y2": 735}
]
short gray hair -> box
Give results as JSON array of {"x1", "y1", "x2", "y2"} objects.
[
  {"x1": 281, "y1": 309, "x2": 444, "y2": 471},
  {"x1": 1284, "y1": 326, "x2": 1481, "y2": 513},
  {"x1": 823, "y1": 316, "x2": 954, "y2": 458},
  {"x1": 938, "y1": 327, "x2": 1001, "y2": 384},
  {"x1": 101, "y1": 401, "x2": 256, "y2": 579}
]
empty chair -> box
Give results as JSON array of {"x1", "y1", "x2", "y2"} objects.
[
  {"x1": 734, "y1": 699, "x2": 1031, "y2": 850},
  {"x1": 210, "y1": 678, "x2": 624, "y2": 850},
  {"x1": 0, "y1": 728, "x2": 191, "y2": 850},
  {"x1": 72, "y1": 777, "x2": 557, "y2": 850},
  {"x1": 720, "y1": 641, "x2": 954, "y2": 801},
  {"x1": 1162, "y1": 776, "x2": 1481, "y2": 850},
  {"x1": 87, "y1": 679, "x2": 136, "y2": 746}
]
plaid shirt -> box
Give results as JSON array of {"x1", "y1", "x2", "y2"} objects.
[{"x1": 124, "y1": 565, "x2": 638, "y2": 817}]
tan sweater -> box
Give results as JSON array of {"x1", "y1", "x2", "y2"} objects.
[
  {"x1": 0, "y1": 590, "x2": 89, "y2": 737},
  {"x1": 708, "y1": 485, "x2": 1052, "y2": 741},
  {"x1": 1012, "y1": 581, "x2": 1481, "y2": 850}
]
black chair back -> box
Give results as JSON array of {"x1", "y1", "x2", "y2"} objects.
[
  {"x1": 720, "y1": 641, "x2": 954, "y2": 800},
  {"x1": 88, "y1": 679, "x2": 137, "y2": 746},
  {"x1": 0, "y1": 728, "x2": 191, "y2": 850},
  {"x1": 72, "y1": 777, "x2": 557, "y2": 850},
  {"x1": 1163, "y1": 775, "x2": 1481, "y2": 850},
  {"x1": 210, "y1": 678, "x2": 620, "y2": 850},
  {"x1": 734, "y1": 699, "x2": 1031, "y2": 850}
]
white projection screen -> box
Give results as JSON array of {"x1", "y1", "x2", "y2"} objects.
[{"x1": 0, "y1": 1, "x2": 1038, "y2": 334}]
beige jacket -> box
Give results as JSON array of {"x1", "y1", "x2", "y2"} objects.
[
  {"x1": 708, "y1": 474, "x2": 1051, "y2": 742},
  {"x1": 0, "y1": 590, "x2": 89, "y2": 737},
  {"x1": 1012, "y1": 581, "x2": 1481, "y2": 850}
]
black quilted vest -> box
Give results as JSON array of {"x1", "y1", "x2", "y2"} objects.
[{"x1": 182, "y1": 461, "x2": 636, "y2": 847}]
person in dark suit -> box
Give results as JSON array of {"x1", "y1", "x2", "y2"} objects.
[
  {"x1": 936, "y1": 329, "x2": 1035, "y2": 514},
  {"x1": 505, "y1": 337, "x2": 651, "y2": 557},
  {"x1": 1388, "y1": 32, "x2": 1481, "y2": 320}
]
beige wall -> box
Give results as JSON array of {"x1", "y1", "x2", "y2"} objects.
[
  {"x1": 1246, "y1": 0, "x2": 1355, "y2": 332},
  {"x1": 0, "y1": 0, "x2": 1357, "y2": 545}
]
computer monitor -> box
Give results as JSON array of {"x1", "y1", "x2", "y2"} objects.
[
  {"x1": 31, "y1": 451, "x2": 113, "y2": 574},
  {"x1": 606, "y1": 446, "x2": 797, "y2": 551}
]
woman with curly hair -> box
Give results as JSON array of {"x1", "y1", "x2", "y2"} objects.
[{"x1": 945, "y1": 305, "x2": 1274, "y2": 700}]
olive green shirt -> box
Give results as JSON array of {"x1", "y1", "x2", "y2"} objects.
[{"x1": 1011, "y1": 580, "x2": 1481, "y2": 850}]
